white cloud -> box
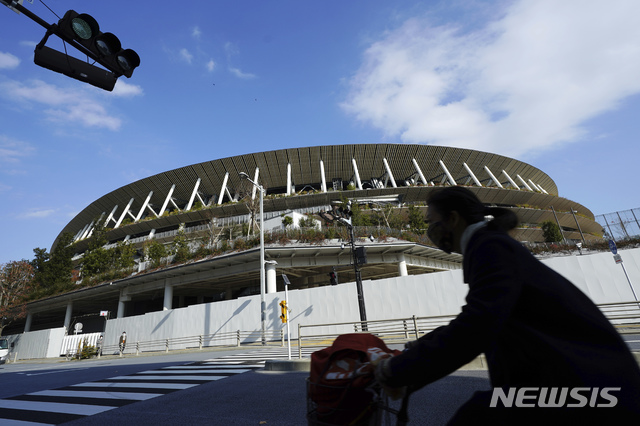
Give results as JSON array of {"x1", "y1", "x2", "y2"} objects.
[
  {"x1": 342, "y1": 0, "x2": 640, "y2": 157},
  {"x1": 23, "y1": 209, "x2": 56, "y2": 219},
  {"x1": 224, "y1": 42, "x2": 255, "y2": 79},
  {"x1": 0, "y1": 79, "x2": 123, "y2": 130},
  {"x1": 0, "y1": 135, "x2": 34, "y2": 164},
  {"x1": 112, "y1": 80, "x2": 144, "y2": 97},
  {"x1": 0, "y1": 51, "x2": 20, "y2": 69},
  {"x1": 192, "y1": 26, "x2": 202, "y2": 40},
  {"x1": 180, "y1": 48, "x2": 194, "y2": 64},
  {"x1": 229, "y1": 66, "x2": 256, "y2": 79},
  {"x1": 206, "y1": 59, "x2": 216, "y2": 72}
]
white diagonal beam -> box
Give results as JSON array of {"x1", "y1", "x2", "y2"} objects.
[
  {"x1": 412, "y1": 158, "x2": 428, "y2": 185},
  {"x1": 74, "y1": 224, "x2": 89, "y2": 242},
  {"x1": 516, "y1": 174, "x2": 533, "y2": 191},
  {"x1": 528, "y1": 179, "x2": 541, "y2": 193},
  {"x1": 252, "y1": 168, "x2": 260, "y2": 200},
  {"x1": 439, "y1": 160, "x2": 457, "y2": 185},
  {"x1": 483, "y1": 166, "x2": 503, "y2": 188},
  {"x1": 320, "y1": 160, "x2": 327, "y2": 193},
  {"x1": 135, "y1": 192, "x2": 153, "y2": 222},
  {"x1": 382, "y1": 158, "x2": 397, "y2": 188},
  {"x1": 352, "y1": 158, "x2": 363, "y2": 190},
  {"x1": 80, "y1": 220, "x2": 94, "y2": 240},
  {"x1": 104, "y1": 205, "x2": 118, "y2": 227},
  {"x1": 186, "y1": 178, "x2": 201, "y2": 211},
  {"x1": 463, "y1": 163, "x2": 482, "y2": 187},
  {"x1": 218, "y1": 172, "x2": 229, "y2": 205},
  {"x1": 501, "y1": 170, "x2": 518, "y2": 189},
  {"x1": 159, "y1": 184, "x2": 176, "y2": 216},
  {"x1": 115, "y1": 198, "x2": 135, "y2": 228}
]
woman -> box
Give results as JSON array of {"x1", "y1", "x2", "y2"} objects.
[{"x1": 376, "y1": 186, "x2": 640, "y2": 424}]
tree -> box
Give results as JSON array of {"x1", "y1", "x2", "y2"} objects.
[
  {"x1": 408, "y1": 205, "x2": 427, "y2": 234},
  {"x1": 541, "y1": 220, "x2": 564, "y2": 243},
  {"x1": 0, "y1": 260, "x2": 34, "y2": 336},
  {"x1": 282, "y1": 215, "x2": 294, "y2": 228},
  {"x1": 30, "y1": 232, "x2": 74, "y2": 298},
  {"x1": 171, "y1": 229, "x2": 191, "y2": 264},
  {"x1": 145, "y1": 240, "x2": 167, "y2": 267}
]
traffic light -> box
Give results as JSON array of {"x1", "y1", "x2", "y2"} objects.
[
  {"x1": 56, "y1": 10, "x2": 140, "y2": 78},
  {"x1": 279, "y1": 300, "x2": 288, "y2": 323},
  {"x1": 329, "y1": 270, "x2": 338, "y2": 285}
]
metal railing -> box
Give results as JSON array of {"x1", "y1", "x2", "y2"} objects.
[
  {"x1": 296, "y1": 314, "x2": 456, "y2": 359},
  {"x1": 98, "y1": 329, "x2": 285, "y2": 357},
  {"x1": 295, "y1": 301, "x2": 640, "y2": 358}
]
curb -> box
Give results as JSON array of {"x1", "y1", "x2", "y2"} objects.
[{"x1": 264, "y1": 359, "x2": 311, "y2": 372}]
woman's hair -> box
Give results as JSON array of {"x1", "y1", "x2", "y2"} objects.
[{"x1": 427, "y1": 186, "x2": 518, "y2": 232}]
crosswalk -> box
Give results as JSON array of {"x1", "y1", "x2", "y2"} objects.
[{"x1": 0, "y1": 346, "x2": 319, "y2": 425}]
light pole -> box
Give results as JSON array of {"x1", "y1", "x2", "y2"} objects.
[{"x1": 239, "y1": 172, "x2": 266, "y2": 345}]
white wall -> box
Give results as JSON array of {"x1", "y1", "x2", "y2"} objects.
[{"x1": 10, "y1": 247, "x2": 640, "y2": 360}]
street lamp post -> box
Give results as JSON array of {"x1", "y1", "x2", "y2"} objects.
[
  {"x1": 239, "y1": 172, "x2": 266, "y2": 345},
  {"x1": 346, "y1": 222, "x2": 368, "y2": 331}
]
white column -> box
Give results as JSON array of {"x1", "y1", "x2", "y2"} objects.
[
  {"x1": 117, "y1": 290, "x2": 130, "y2": 319},
  {"x1": 352, "y1": 158, "x2": 363, "y2": 190},
  {"x1": 287, "y1": 163, "x2": 292, "y2": 195},
  {"x1": 24, "y1": 312, "x2": 33, "y2": 332},
  {"x1": 398, "y1": 254, "x2": 408, "y2": 277},
  {"x1": 320, "y1": 160, "x2": 327, "y2": 192},
  {"x1": 163, "y1": 281, "x2": 173, "y2": 311},
  {"x1": 266, "y1": 262, "x2": 277, "y2": 294},
  {"x1": 63, "y1": 302, "x2": 73, "y2": 334}
]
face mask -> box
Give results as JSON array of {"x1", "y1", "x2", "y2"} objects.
[{"x1": 427, "y1": 221, "x2": 454, "y2": 254}]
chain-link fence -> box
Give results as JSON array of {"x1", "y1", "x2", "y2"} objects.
[{"x1": 596, "y1": 208, "x2": 640, "y2": 241}]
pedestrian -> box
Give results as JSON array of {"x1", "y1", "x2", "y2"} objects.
[
  {"x1": 119, "y1": 331, "x2": 127, "y2": 354},
  {"x1": 96, "y1": 334, "x2": 103, "y2": 356},
  {"x1": 375, "y1": 186, "x2": 640, "y2": 424}
]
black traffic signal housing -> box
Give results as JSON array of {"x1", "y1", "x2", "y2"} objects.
[
  {"x1": 329, "y1": 269, "x2": 338, "y2": 285},
  {"x1": 279, "y1": 300, "x2": 288, "y2": 323},
  {"x1": 56, "y1": 10, "x2": 140, "y2": 78}
]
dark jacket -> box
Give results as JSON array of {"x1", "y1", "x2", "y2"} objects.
[{"x1": 387, "y1": 227, "x2": 640, "y2": 418}]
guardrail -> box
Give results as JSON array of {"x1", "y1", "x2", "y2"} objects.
[
  {"x1": 295, "y1": 301, "x2": 640, "y2": 359},
  {"x1": 296, "y1": 314, "x2": 456, "y2": 359},
  {"x1": 98, "y1": 329, "x2": 286, "y2": 357}
]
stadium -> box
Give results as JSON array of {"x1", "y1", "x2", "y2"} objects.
[{"x1": 11, "y1": 143, "x2": 606, "y2": 349}]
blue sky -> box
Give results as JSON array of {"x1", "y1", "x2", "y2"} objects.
[{"x1": 1, "y1": 0, "x2": 639, "y2": 264}]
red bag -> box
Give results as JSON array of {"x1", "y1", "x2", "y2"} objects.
[{"x1": 308, "y1": 334, "x2": 400, "y2": 425}]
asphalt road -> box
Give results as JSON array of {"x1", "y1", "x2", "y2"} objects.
[
  {"x1": 2, "y1": 338, "x2": 639, "y2": 426},
  {"x1": 0, "y1": 347, "x2": 491, "y2": 425}
]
